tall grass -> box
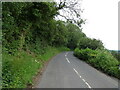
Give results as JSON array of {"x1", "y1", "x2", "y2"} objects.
[{"x1": 2, "y1": 46, "x2": 70, "y2": 88}]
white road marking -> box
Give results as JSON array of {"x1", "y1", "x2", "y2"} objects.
[
  {"x1": 66, "y1": 58, "x2": 70, "y2": 63},
  {"x1": 79, "y1": 75, "x2": 82, "y2": 78},
  {"x1": 73, "y1": 68, "x2": 92, "y2": 89},
  {"x1": 82, "y1": 79, "x2": 86, "y2": 82},
  {"x1": 65, "y1": 52, "x2": 92, "y2": 89},
  {"x1": 73, "y1": 68, "x2": 79, "y2": 75},
  {"x1": 65, "y1": 52, "x2": 68, "y2": 57},
  {"x1": 85, "y1": 82, "x2": 92, "y2": 89}
]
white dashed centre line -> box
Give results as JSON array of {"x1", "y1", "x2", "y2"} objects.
[
  {"x1": 65, "y1": 52, "x2": 92, "y2": 89},
  {"x1": 85, "y1": 82, "x2": 92, "y2": 89},
  {"x1": 73, "y1": 68, "x2": 79, "y2": 75},
  {"x1": 73, "y1": 68, "x2": 92, "y2": 89},
  {"x1": 82, "y1": 79, "x2": 86, "y2": 82},
  {"x1": 66, "y1": 58, "x2": 70, "y2": 63},
  {"x1": 65, "y1": 52, "x2": 70, "y2": 63}
]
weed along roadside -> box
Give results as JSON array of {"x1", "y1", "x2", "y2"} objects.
[
  {"x1": 27, "y1": 52, "x2": 57, "y2": 88},
  {"x1": 2, "y1": 2, "x2": 104, "y2": 88},
  {"x1": 2, "y1": 1, "x2": 118, "y2": 88},
  {"x1": 2, "y1": 47, "x2": 70, "y2": 88},
  {"x1": 28, "y1": 48, "x2": 70, "y2": 88}
]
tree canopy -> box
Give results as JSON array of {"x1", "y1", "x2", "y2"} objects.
[{"x1": 2, "y1": 2, "x2": 104, "y2": 54}]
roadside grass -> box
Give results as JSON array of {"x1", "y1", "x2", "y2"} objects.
[
  {"x1": 2, "y1": 46, "x2": 70, "y2": 88},
  {"x1": 40, "y1": 47, "x2": 70, "y2": 61},
  {"x1": 74, "y1": 48, "x2": 120, "y2": 79}
]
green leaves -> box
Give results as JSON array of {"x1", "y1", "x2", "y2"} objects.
[
  {"x1": 2, "y1": 2, "x2": 87, "y2": 53},
  {"x1": 74, "y1": 48, "x2": 98, "y2": 61},
  {"x1": 78, "y1": 37, "x2": 104, "y2": 50},
  {"x1": 66, "y1": 23, "x2": 84, "y2": 49},
  {"x1": 2, "y1": 2, "x2": 84, "y2": 88},
  {"x1": 74, "y1": 48, "x2": 120, "y2": 79},
  {"x1": 2, "y1": 46, "x2": 69, "y2": 88}
]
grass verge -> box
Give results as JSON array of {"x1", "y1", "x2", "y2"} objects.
[{"x1": 2, "y1": 46, "x2": 70, "y2": 88}]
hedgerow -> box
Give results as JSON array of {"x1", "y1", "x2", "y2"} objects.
[{"x1": 74, "y1": 48, "x2": 120, "y2": 79}]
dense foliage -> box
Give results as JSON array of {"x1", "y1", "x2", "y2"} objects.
[
  {"x1": 74, "y1": 48, "x2": 120, "y2": 79},
  {"x1": 2, "y1": 2, "x2": 85, "y2": 88},
  {"x1": 74, "y1": 48, "x2": 98, "y2": 60},
  {"x1": 110, "y1": 50, "x2": 120, "y2": 62},
  {"x1": 78, "y1": 37, "x2": 104, "y2": 50},
  {"x1": 2, "y1": 2, "x2": 87, "y2": 53},
  {"x1": 2, "y1": 46, "x2": 70, "y2": 88},
  {"x1": 2, "y1": 2, "x2": 119, "y2": 88}
]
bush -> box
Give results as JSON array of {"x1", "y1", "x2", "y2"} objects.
[
  {"x1": 110, "y1": 50, "x2": 120, "y2": 62},
  {"x1": 74, "y1": 48, "x2": 98, "y2": 61},
  {"x1": 74, "y1": 48, "x2": 120, "y2": 79},
  {"x1": 74, "y1": 48, "x2": 80, "y2": 57},
  {"x1": 2, "y1": 51, "x2": 41, "y2": 88},
  {"x1": 78, "y1": 38, "x2": 104, "y2": 50},
  {"x1": 88, "y1": 49, "x2": 119, "y2": 78}
]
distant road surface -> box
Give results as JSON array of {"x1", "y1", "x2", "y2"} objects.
[{"x1": 36, "y1": 51, "x2": 118, "y2": 89}]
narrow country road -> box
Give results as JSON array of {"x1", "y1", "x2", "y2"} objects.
[{"x1": 36, "y1": 51, "x2": 118, "y2": 89}]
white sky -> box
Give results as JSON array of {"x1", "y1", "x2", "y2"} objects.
[{"x1": 81, "y1": 0, "x2": 119, "y2": 50}]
